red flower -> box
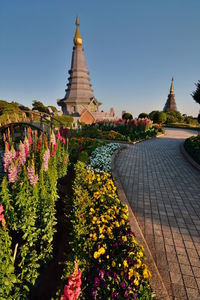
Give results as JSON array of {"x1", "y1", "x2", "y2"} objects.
[
  {"x1": 61, "y1": 262, "x2": 81, "y2": 300},
  {"x1": 0, "y1": 204, "x2": 4, "y2": 222}
]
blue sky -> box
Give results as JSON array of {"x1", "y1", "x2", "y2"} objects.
[{"x1": 0, "y1": 0, "x2": 200, "y2": 117}]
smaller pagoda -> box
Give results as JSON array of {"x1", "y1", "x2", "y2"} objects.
[{"x1": 163, "y1": 77, "x2": 177, "y2": 112}]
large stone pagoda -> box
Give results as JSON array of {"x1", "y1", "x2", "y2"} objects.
[
  {"x1": 163, "y1": 77, "x2": 178, "y2": 112},
  {"x1": 57, "y1": 17, "x2": 115, "y2": 124}
]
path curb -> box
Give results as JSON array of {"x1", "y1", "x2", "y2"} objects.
[
  {"x1": 111, "y1": 146, "x2": 170, "y2": 300},
  {"x1": 180, "y1": 142, "x2": 200, "y2": 172}
]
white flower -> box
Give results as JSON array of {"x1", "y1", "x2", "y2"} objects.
[{"x1": 87, "y1": 143, "x2": 120, "y2": 172}]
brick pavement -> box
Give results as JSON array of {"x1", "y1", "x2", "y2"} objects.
[{"x1": 115, "y1": 129, "x2": 200, "y2": 299}]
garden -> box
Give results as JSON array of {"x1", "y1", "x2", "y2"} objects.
[{"x1": 0, "y1": 120, "x2": 158, "y2": 299}]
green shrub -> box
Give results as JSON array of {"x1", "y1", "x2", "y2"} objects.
[{"x1": 184, "y1": 135, "x2": 200, "y2": 165}]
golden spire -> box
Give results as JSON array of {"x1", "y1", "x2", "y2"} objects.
[
  {"x1": 73, "y1": 16, "x2": 83, "y2": 46},
  {"x1": 170, "y1": 77, "x2": 174, "y2": 94}
]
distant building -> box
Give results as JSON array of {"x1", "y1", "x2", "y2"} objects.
[
  {"x1": 57, "y1": 17, "x2": 116, "y2": 124},
  {"x1": 163, "y1": 77, "x2": 178, "y2": 112}
]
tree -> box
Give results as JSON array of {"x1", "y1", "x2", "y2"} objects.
[
  {"x1": 48, "y1": 105, "x2": 58, "y2": 113},
  {"x1": 149, "y1": 110, "x2": 159, "y2": 121},
  {"x1": 122, "y1": 112, "x2": 133, "y2": 120},
  {"x1": 138, "y1": 112, "x2": 149, "y2": 119},
  {"x1": 165, "y1": 109, "x2": 183, "y2": 124},
  {"x1": 192, "y1": 81, "x2": 200, "y2": 105},
  {"x1": 0, "y1": 100, "x2": 20, "y2": 115},
  {"x1": 153, "y1": 111, "x2": 167, "y2": 124},
  {"x1": 32, "y1": 100, "x2": 48, "y2": 113},
  {"x1": 192, "y1": 81, "x2": 200, "y2": 124}
]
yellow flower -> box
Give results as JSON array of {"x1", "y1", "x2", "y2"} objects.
[
  {"x1": 99, "y1": 234, "x2": 105, "y2": 239},
  {"x1": 135, "y1": 259, "x2": 142, "y2": 269},
  {"x1": 94, "y1": 251, "x2": 99, "y2": 259},
  {"x1": 92, "y1": 216, "x2": 97, "y2": 223},
  {"x1": 99, "y1": 247, "x2": 105, "y2": 255},
  {"x1": 115, "y1": 221, "x2": 120, "y2": 227},
  {"x1": 137, "y1": 251, "x2": 143, "y2": 258},
  {"x1": 112, "y1": 261, "x2": 116, "y2": 267},
  {"x1": 121, "y1": 219, "x2": 125, "y2": 226},
  {"x1": 143, "y1": 267, "x2": 152, "y2": 279},
  {"x1": 122, "y1": 236, "x2": 127, "y2": 242},
  {"x1": 123, "y1": 260, "x2": 128, "y2": 268},
  {"x1": 128, "y1": 268, "x2": 134, "y2": 280},
  {"x1": 134, "y1": 278, "x2": 139, "y2": 286}
]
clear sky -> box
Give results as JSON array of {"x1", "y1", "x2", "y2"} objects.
[{"x1": 1, "y1": 0, "x2": 200, "y2": 117}]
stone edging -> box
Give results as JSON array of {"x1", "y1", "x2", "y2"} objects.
[
  {"x1": 111, "y1": 146, "x2": 170, "y2": 300},
  {"x1": 180, "y1": 142, "x2": 200, "y2": 172}
]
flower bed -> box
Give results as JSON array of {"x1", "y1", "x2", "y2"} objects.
[
  {"x1": 60, "y1": 143, "x2": 153, "y2": 299},
  {"x1": 71, "y1": 118, "x2": 164, "y2": 143},
  {"x1": 184, "y1": 135, "x2": 200, "y2": 165},
  {"x1": 0, "y1": 129, "x2": 69, "y2": 298}
]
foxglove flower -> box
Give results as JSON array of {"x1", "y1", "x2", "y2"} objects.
[
  {"x1": 24, "y1": 137, "x2": 30, "y2": 157},
  {"x1": 50, "y1": 131, "x2": 56, "y2": 146},
  {"x1": 43, "y1": 149, "x2": 50, "y2": 171},
  {"x1": 8, "y1": 163, "x2": 17, "y2": 183},
  {"x1": 27, "y1": 163, "x2": 38, "y2": 186},
  {"x1": 3, "y1": 143, "x2": 12, "y2": 172},
  {"x1": 61, "y1": 262, "x2": 81, "y2": 300},
  {"x1": 19, "y1": 142, "x2": 26, "y2": 167},
  {"x1": 0, "y1": 204, "x2": 4, "y2": 222}
]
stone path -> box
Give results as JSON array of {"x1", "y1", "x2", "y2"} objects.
[{"x1": 115, "y1": 128, "x2": 200, "y2": 299}]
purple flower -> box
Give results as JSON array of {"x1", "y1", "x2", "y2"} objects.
[
  {"x1": 121, "y1": 281, "x2": 126, "y2": 288},
  {"x1": 43, "y1": 149, "x2": 50, "y2": 171},
  {"x1": 8, "y1": 163, "x2": 17, "y2": 183},
  {"x1": 124, "y1": 290, "x2": 129, "y2": 298},
  {"x1": 27, "y1": 163, "x2": 38, "y2": 186},
  {"x1": 94, "y1": 277, "x2": 100, "y2": 287},
  {"x1": 112, "y1": 291, "x2": 119, "y2": 299},
  {"x1": 99, "y1": 269, "x2": 104, "y2": 279},
  {"x1": 91, "y1": 288, "x2": 98, "y2": 299}
]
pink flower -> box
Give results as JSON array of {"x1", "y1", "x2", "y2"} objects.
[
  {"x1": 28, "y1": 136, "x2": 33, "y2": 145},
  {"x1": 8, "y1": 163, "x2": 17, "y2": 183},
  {"x1": 37, "y1": 138, "x2": 41, "y2": 151},
  {"x1": 24, "y1": 137, "x2": 30, "y2": 157},
  {"x1": 19, "y1": 142, "x2": 26, "y2": 167},
  {"x1": 3, "y1": 145, "x2": 12, "y2": 172},
  {"x1": 27, "y1": 163, "x2": 38, "y2": 186},
  {"x1": 50, "y1": 132, "x2": 56, "y2": 145},
  {"x1": 64, "y1": 155, "x2": 68, "y2": 164},
  {"x1": 61, "y1": 262, "x2": 81, "y2": 300},
  {"x1": 0, "y1": 204, "x2": 4, "y2": 222},
  {"x1": 43, "y1": 149, "x2": 50, "y2": 171}
]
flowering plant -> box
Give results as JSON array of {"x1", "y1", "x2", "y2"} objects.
[
  {"x1": 88, "y1": 143, "x2": 120, "y2": 172},
  {"x1": 0, "y1": 128, "x2": 69, "y2": 298}
]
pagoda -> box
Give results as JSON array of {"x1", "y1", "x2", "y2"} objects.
[
  {"x1": 57, "y1": 17, "x2": 101, "y2": 117},
  {"x1": 163, "y1": 77, "x2": 177, "y2": 112},
  {"x1": 57, "y1": 17, "x2": 116, "y2": 124}
]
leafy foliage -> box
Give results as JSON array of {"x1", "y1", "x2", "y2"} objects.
[
  {"x1": 192, "y1": 80, "x2": 200, "y2": 105},
  {"x1": 184, "y1": 135, "x2": 200, "y2": 165},
  {"x1": 138, "y1": 113, "x2": 149, "y2": 119},
  {"x1": 122, "y1": 112, "x2": 133, "y2": 120}
]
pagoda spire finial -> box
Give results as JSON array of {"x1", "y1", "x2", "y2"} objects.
[
  {"x1": 170, "y1": 77, "x2": 174, "y2": 94},
  {"x1": 74, "y1": 16, "x2": 82, "y2": 46}
]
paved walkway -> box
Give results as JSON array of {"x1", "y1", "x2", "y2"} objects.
[{"x1": 115, "y1": 129, "x2": 200, "y2": 299}]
